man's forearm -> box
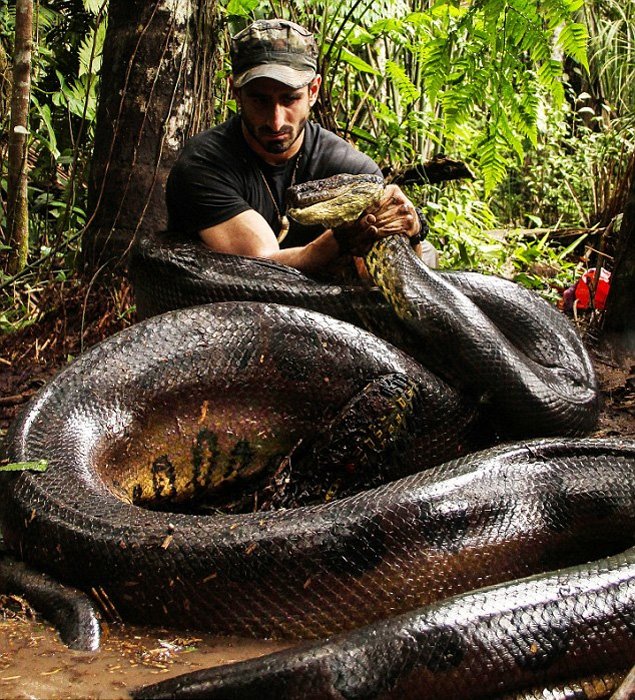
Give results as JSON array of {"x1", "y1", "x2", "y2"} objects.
[{"x1": 268, "y1": 229, "x2": 341, "y2": 273}]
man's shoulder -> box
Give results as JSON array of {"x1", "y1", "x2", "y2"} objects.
[
  {"x1": 305, "y1": 121, "x2": 351, "y2": 148},
  {"x1": 167, "y1": 115, "x2": 248, "y2": 209},
  {"x1": 179, "y1": 115, "x2": 243, "y2": 160},
  {"x1": 304, "y1": 122, "x2": 381, "y2": 177}
]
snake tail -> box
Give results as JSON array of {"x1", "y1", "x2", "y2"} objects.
[{"x1": 0, "y1": 556, "x2": 102, "y2": 651}]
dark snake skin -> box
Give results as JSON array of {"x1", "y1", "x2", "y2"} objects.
[
  {"x1": 0, "y1": 302, "x2": 499, "y2": 637},
  {"x1": 130, "y1": 231, "x2": 599, "y2": 439},
  {"x1": 0, "y1": 212, "x2": 625, "y2": 698},
  {"x1": 134, "y1": 438, "x2": 635, "y2": 699}
]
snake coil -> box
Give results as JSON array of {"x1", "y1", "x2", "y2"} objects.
[{"x1": 2, "y1": 187, "x2": 630, "y2": 698}]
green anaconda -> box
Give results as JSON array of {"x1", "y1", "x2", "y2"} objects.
[
  {"x1": 287, "y1": 172, "x2": 385, "y2": 227},
  {"x1": 130, "y1": 176, "x2": 598, "y2": 439},
  {"x1": 1, "y1": 173, "x2": 631, "y2": 699}
]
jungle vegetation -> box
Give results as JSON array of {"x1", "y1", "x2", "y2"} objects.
[{"x1": 0, "y1": 0, "x2": 634, "y2": 336}]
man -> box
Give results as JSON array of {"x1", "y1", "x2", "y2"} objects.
[{"x1": 166, "y1": 18, "x2": 436, "y2": 276}]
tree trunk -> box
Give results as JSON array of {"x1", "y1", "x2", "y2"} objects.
[
  {"x1": 82, "y1": 0, "x2": 220, "y2": 273},
  {"x1": 603, "y1": 156, "x2": 635, "y2": 351},
  {"x1": 4, "y1": 0, "x2": 33, "y2": 275}
]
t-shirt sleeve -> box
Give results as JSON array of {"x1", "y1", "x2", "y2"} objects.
[
  {"x1": 166, "y1": 133, "x2": 251, "y2": 236},
  {"x1": 303, "y1": 127, "x2": 383, "y2": 181}
]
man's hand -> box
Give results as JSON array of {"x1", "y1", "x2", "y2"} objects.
[
  {"x1": 367, "y1": 184, "x2": 420, "y2": 239},
  {"x1": 331, "y1": 213, "x2": 379, "y2": 257},
  {"x1": 331, "y1": 184, "x2": 421, "y2": 257}
]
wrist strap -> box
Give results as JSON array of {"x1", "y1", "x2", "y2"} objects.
[{"x1": 409, "y1": 208, "x2": 429, "y2": 247}]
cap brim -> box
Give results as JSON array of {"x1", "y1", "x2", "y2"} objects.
[{"x1": 234, "y1": 64, "x2": 316, "y2": 89}]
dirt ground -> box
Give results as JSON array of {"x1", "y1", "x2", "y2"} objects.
[
  {"x1": 0, "y1": 274, "x2": 633, "y2": 700},
  {"x1": 0, "y1": 609, "x2": 289, "y2": 700}
]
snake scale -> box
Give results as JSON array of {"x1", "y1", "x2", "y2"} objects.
[{"x1": 1, "y1": 174, "x2": 633, "y2": 699}]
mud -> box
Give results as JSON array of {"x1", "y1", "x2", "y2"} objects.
[{"x1": 0, "y1": 598, "x2": 290, "y2": 699}]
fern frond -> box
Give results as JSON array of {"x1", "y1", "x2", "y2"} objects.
[
  {"x1": 536, "y1": 58, "x2": 565, "y2": 106},
  {"x1": 386, "y1": 60, "x2": 420, "y2": 106},
  {"x1": 443, "y1": 69, "x2": 489, "y2": 132},
  {"x1": 477, "y1": 128, "x2": 509, "y2": 194},
  {"x1": 558, "y1": 23, "x2": 590, "y2": 72},
  {"x1": 497, "y1": 110, "x2": 525, "y2": 162},
  {"x1": 539, "y1": 0, "x2": 577, "y2": 31},
  {"x1": 516, "y1": 86, "x2": 540, "y2": 146},
  {"x1": 83, "y1": 0, "x2": 106, "y2": 14},
  {"x1": 421, "y1": 38, "x2": 452, "y2": 104},
  {"x1": 78, "y1": 21, "x2": 107, "y2": 77}
]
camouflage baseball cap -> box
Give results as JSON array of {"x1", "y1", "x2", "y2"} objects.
[{"x1": 231, "y1": 19, "x2": 318, "y2": 89}]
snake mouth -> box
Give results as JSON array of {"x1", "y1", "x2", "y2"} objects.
[
  {"x1": 286, "y1": 174, "x2": 385, "y2": 228},
  {"x1": 286, "y1": 173, "x2": 384, "y2": 209}
]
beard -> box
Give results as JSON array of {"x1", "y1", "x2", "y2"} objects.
[{"x1": 243, "y1": 113, "x2": 308, "y2": 154}]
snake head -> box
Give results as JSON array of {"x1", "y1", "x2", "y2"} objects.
[{"x1": 286, "y1": 173, "x2": 385, "y2": 229}]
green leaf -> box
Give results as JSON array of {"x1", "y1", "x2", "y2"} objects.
[
  {"x1": 0, "y1": 460, "x2": 48, "y2": 473},
  {"x1": 83, "y1": 0, "x2": 107, "y2": 13},
  {"x1": 225, "y1": 0, "x2": 260, "y2": 18},
  {"x1": 478, "y1": 130, "x2": 508, "y2": 193},
  {"x1": 558, "y1": 23, "x2": 589, "y2": 72},
  {"x1": 78, "y1": 21, "x2": 107, "y2": 77},
  {"x1": 370, "y1": 18, "x2": 405, "y2": 35},
  {"x1": 31, "y1": 95, "x2": 60, "y2": 159},
  {"x1": 338, "y1": 48, "x2": 381, "y2": 75},
  {"x1": 421, "y1": 38, "x2": 451, "y2": 104},
  {"x1": 558, "y1": 233, "x2": 588, "y2": 260},
  {"x1": 347, "y1": 124, "x2": 379, "y2": 144},
  {"x1": 536, "y1": 59, "x2": 565, "y2": 106},
  {"x1": 498, "y1": 110, "x2": 525, "y2": 162},
  {"x1": 385, "y1": 60, "x2": 420, "y2": 105}
]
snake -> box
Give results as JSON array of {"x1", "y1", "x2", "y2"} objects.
[{"x1": 1, "y1": 173, "x2": 632, "y2": 699}]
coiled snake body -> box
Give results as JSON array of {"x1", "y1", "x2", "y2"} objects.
[{"x1": 1, "y1": 175, "x2": 633, "y2": 699}]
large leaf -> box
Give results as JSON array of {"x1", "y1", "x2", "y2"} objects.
[{"x1": 338, "y1": 47, "x2": 381, "y2": 75}]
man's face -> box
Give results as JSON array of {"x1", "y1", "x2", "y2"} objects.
[{"x1": 234, "y1": 76, "x2": 321, "y2": 161}]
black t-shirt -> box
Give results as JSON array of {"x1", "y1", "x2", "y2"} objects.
[{"x1": 165, "y1": 115, "x2": 382, "y2": 249}]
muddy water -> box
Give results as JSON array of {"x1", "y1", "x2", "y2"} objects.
[{"x1": 0, "y1": 600, "x2": 291, "y2": 700}]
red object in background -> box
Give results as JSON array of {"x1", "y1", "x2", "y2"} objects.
[{"x1": 575, "y1": 268, "x2": 611, "y2": 310}]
